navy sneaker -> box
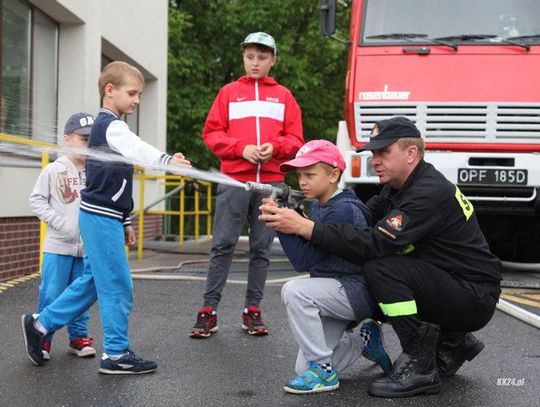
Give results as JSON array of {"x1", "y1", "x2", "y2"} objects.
[
  {"x1": 99, "y1": 350, "x2": 158, "y2": 375},
  {"x1": 21, "y1": 314, "x2": 45, "y2": 366},
  {"x1": 360, "y1": 319, "x2": 393, "y2": 374}
]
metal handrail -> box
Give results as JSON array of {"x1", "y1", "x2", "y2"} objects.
[
  {"x1": 133, "y1": 168, "x2": 212, "y2": 260},
  {"x1": 1, "y1": 133, "x2": 213, "y2": 263},
  {"x1": 1, "y1": 133, "x2": 52, "y2": 270}
]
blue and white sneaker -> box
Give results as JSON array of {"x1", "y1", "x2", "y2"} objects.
[
  {"x1": 284, "y1": 361, "x2": 339, "y2": 394},
  {"x1": 360, "y1": 319, "x2": 393, "y2": 375},
  {"x1": 99, "y1": 350, "x2": 158, "y2": 375}
]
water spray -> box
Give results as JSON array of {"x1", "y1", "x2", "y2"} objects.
[
  {"x1": 0, "y1": 140, "x2": 245, "y2": 189},
  {"x1": 0, "y1": 140, "x2": 304, "y2": 201}
]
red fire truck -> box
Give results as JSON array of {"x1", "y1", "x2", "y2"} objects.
[{"x1": 320, "y1": 0, "x2": 540, "y2": 262}]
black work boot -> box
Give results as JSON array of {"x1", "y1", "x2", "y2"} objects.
[
  {"x1": 437, "y1": 332, "x2": 484, "y2": 377},
  {"x1": 368, "y1": 322, "x2": 441, "y2": 398}
]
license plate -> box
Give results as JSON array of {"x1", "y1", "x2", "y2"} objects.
[{"x1": 457, "y1": 168, "x2": 528, "y2": 185}]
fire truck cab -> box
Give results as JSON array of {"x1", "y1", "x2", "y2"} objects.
[{"x1": 321, "y1": 0, "x2": 540, "y2": 261}]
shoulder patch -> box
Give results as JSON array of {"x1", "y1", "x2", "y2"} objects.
[
  {"x1": 386, "y1": 214, "x2": 404, "y2": 231},
  {"x1": 385, "y1": 210, "x2": 409, "y2": 232},
  {"x1": 376, "y1": 210, "x2": 409, "y2": 240}
]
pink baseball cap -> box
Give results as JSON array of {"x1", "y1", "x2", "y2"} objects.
[{"x1": 280, "y1": 139, "x2": 346, "y2": 172}]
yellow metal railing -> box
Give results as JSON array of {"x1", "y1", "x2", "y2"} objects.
[
  {"x1": 0, "y1": 133, "x2": 53, "y2": 270},
  {"x1": 133, "y1": 168, "x2": 213, "y2": 260},
  {"x1": 1, "y1": 133, "x2": 213, "y2": 264}
]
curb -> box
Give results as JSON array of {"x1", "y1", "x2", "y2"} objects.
[{"x1": 0, "y1": 273, "x2": 41, "y2": 293}]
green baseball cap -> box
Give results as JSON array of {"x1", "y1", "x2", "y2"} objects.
[{"x1": 241, "y1": 32, "x2": 276, "y2": 54}]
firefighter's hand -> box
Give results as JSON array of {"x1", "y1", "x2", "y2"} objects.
[
  {"x1": 242, "y1": 145, "x2": 259, "y2": 165},
  {"x1": 261, "y1": 198, "x2": 278, "y2": 216},
  {"x1": 259, "y1": 203, "x2": 314, "y2": 239},
  {"x1": 124, "y1": 225, "x2": 136, "y2": 246},
  {"x1": 257, "y1": 142, "x2": 274, "y2": 163},
  {"x1": 171, "y1": 152, "x2": 191, "y2": 167}
]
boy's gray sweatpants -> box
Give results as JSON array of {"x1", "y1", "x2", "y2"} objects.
[
  {"x1": 282, "y1": 278, "x2": 366, "y2": 374},
  {"x1": 204, "y1": 184, "x2": 275, "y2": 309}
]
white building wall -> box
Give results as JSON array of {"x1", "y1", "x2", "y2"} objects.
[{"x1": 1, "y1": 0, "x2": 168, "y2": 217}]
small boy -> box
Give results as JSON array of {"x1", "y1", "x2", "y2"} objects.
[
  {"x1": 192, "y1": 32, "x2": 304, "y2": 337},
  {"x1": 267, "y1": 140, "x2": 392, "y2": 394},
  {"x1": 22, "y1": 61, "x2": 190, "y2": 374},
  {"x1": 29, "y1": 112, "x2": 96, "y2": 360}
]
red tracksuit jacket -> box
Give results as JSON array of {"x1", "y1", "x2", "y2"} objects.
[{"x1": 202, "y1": 75, "x2": 304, "y2": 183}]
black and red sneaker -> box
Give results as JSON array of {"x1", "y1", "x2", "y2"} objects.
[
  {"x1": 190, "y1": 307, "x2": 218, "y2": 338},
  {"x1": 242, "y1": 305, "x2": 268, "y2": 336},
  {"x1": 42, "y1": 340, "x2": 51, "y2": 361}
]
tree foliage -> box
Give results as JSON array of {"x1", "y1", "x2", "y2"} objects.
[{"x1": 167, "y1": 0, "x2": 350, "y2": 169}]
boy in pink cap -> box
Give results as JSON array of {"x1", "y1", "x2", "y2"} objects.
[{"x1": 268, "y1": 139, "x2": 392, "y2": 394}]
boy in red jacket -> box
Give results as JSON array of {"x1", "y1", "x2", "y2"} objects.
[{"x1": 191, "y1": 32, "x2": 304, "y2": 338}]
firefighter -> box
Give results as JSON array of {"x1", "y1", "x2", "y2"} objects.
[{"x1": 259, "y1": 116, "x2": 502, "y2": 398}]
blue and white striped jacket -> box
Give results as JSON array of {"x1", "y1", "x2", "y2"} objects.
[{"x1": 81, "y1": 108, "x2": 171, "y2": 225}]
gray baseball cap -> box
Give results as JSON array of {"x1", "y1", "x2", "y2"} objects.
[
  {"x1": 64, "y1": 112, "x2": 95, "y2": 135},
  {"x1": 241, "y1": 32, "x2": 277, "y2": 54}
]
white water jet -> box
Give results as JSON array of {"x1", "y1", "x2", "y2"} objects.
[{"x1": 0, "y1": 141, "x2": 246, "y2": 189}]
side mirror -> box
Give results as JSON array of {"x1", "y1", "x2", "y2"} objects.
[{"x1": 320, "y1": 0, "x2": 336, "y2": 36}]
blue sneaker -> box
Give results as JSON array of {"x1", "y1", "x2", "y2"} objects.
[
  {"x1": 284, "y1": 361, "x2": 339, "y2": 394},
  {"x1": 360, "y1": 319, "x2": 393, "y2": 374},
  {"x1": 99, "y1": 350, "x2": 158, "y2": 375}
]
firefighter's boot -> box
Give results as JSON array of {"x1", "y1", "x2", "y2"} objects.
[
  {"x1": 436, "y1": 331, "x2": 484, "y2": 377},
  {"x1": 368, "y1": 321, "x2": 440, "y2": 398}
]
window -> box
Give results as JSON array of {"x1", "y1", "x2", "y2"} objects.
[{"x1": 1, "y1": 0, "x2": 58, "y2": 142}]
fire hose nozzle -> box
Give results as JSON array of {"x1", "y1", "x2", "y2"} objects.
[{"x1": 244, "y1": 181, "x2": 304, "y2": 209}]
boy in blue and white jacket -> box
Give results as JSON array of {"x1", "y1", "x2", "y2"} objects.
[
  {"x1": 22, "y1": 61, "x2": 191, "y2": 374},
  {"x1": 267, "y1": 140, "x2": 392, "y2": 394}
]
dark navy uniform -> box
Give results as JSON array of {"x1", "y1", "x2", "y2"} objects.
[{"x1": 311, "y1": 160, "x2": 501, "y2": 349}]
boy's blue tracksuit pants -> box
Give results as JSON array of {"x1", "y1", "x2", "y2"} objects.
[
  {"x1": 39, "y1": 253, "x2": 89, "y2": 342},
  {"x1": 39, "y1": 211, "x2": 133, "y2": 355}
]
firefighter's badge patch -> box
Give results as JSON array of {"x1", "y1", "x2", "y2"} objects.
[
  {"x1": 376, "y1": 210, "x2": 409, "y2": 239},
  {"x1": 386, "y1": 214, "x2": 403, "y2": 231}
]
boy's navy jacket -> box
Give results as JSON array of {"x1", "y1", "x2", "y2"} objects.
[
  {"x1": 278, "y1": 189, "x2": 375, "y2": 320},
  {"x1": 81, "y1": 108, "x2": 172, "y2": 225}
]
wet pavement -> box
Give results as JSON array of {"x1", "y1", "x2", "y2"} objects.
[{"x1": 0, "y1": 240, "x2": 538, "y2": 407}]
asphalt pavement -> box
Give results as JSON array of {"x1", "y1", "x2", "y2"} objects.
[{"x1": 0, "y1": 245, "x2": 538, "y2": 407}]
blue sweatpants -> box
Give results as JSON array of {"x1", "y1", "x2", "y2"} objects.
[
  {"x1": 39, "y1": 211, "x2": 133, "y2": 354},
  {"x1": 39, "y1": 253, "x2": 89, "y2": 342}
]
